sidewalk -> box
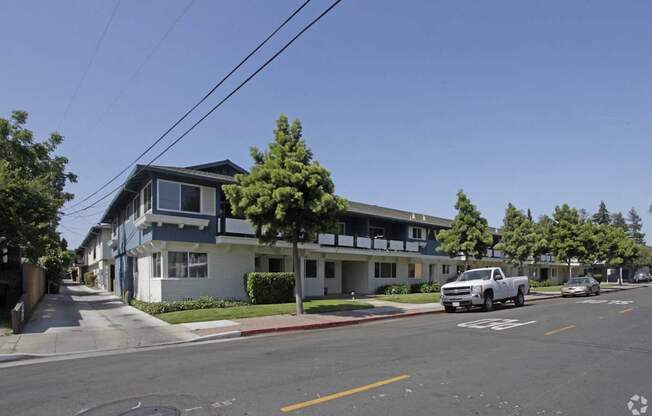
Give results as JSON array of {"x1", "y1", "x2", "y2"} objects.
[{"x1": 0, "y1": 281, "x2": 198, "y2": 358}]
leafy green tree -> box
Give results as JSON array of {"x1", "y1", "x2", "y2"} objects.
[
  {"x1": 549, "y1": 204, "x2": 588, "y2": 279},
  {"x1": 611, "y1": 212, "x2": 628, "y2": 231},
  {"x1": 626, "y1": 208, "x2": 645, "y2": 244},
  {"x1": 594, "y1": 225, "x2": 639, "y2": 284},
  {"x1": 495, "y1": 203, "x2": 536, "y2": 270},
  {"x1": 0, "y1": 110, "x2": 76, "y2": 261},
  {"x1": 223, "y1": 115, "x2": 347, "y2": 315},
  {"x1": 592, "y1": 201, "x2": 611, "y2": 225},
  {"x1": 436, "y1": 190, "x2": 493, "y2": 270}
]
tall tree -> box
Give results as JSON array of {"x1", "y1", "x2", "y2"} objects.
[
  {"x1": 611, "y1": 212, "x2": 628, "y2": 231},
  {"x1": 531, "y1": 215, "x2": 553, "y2": 270},
  {"x1": 0, "y1": 110, "x2": 76, "y2": 261},
  {"x1": 549, "y1": 204, "x2": 588, "y2": 279},
  {"x1": 495, "y1": 203, "x2": 535, "y2": 270},
  {"x1": 626, "y1": 208, "x2": 646, "y2": 244},
  {"x1": 436, "y1": 190, "x2": 493, "y2": 270},
  {"x1": 594, "y1": 225, "x2": 639, "y2": 284},
  {"x1": 592, "y1": 201, "x2": 611, "y2": 225},
  {"x1": 223, "y1": 115, "x2": 347, "y2": 315}
]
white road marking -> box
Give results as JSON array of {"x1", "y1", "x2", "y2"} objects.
[
  {"x1": 131, "y1": 402, "x2": 141, "y2": 410},
  {"x1": 458, "y1": 318, "x2": 537, "y2": 331},
  {"x1": 211, "y1": 398, "x2": 236, "y2": 408},
  {"x1": 184, "y1": 406, "x2": 203, "y2": 412},
  {"x1": 576, "y1": 300, "x2": 633, "y2": 305}
]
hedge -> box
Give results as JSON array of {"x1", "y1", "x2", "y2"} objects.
[
  {"x1": 377, "y1": 282, "x2": 440, "y2": 295},
  {"x1": 130, "y1": 297, "x2": 244, "y2": 315},
  {"x1": 245, "y1": 272, "x2": 295, "y2": 304},
  {"x1": 529, "y1": 279, "x2": 553, "y2": 288}
]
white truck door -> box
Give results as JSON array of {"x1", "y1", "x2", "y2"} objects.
[{"x1": 493, "y1": 269, "x2": 509, "y2": 300}]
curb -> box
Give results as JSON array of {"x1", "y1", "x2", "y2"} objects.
[
  {"x1": 240, "y1": 309, "x2": 445, "y2": 337},
  {"x1": 0, "y1": 353, "x2": 45, "y2": 363},
  {"x1": 529, "y1": 285, "x2": 642, "y2": 298}
]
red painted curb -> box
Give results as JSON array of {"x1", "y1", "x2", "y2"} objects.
[{"x1": 240, "y1": 309, "x2": 444, "y2": 337}]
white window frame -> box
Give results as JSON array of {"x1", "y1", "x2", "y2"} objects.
[
  {"x1": 164, "y1": 251, "x2": 209, "y2": 279},
  {"x1": 133, "y1": 193, "x2": 140, "y2": 220},
  {"x1": 325, "y1": 261, "x2": 336, "y2": 279},
  {"x1": 408, "y1": 263, "x2": 423, "y2": 278},
  {"x1": 141, "y1": 180, "x2": 153, "y2": 216},
  {"x1": 442, "y1": 264, "x2": 450, "y2": 275},
  {"x1": 338, "y1": 222, "x2": 346, "y2": 235},
  {"x1": 410, "y1": 226, "x2": 426, "y2": 241},
  {"x1": 305, "y1": 259, "x2": 318, "y2": 278},
  {"x1": 152, "y1": 252, "x2": 162, "y2": 278},
  {"x1": 157, "y1": 179, "x2": 203, "y2": 215},
  {"x1": 374, "y1": 262, "x2": 397, "y2": 278}
]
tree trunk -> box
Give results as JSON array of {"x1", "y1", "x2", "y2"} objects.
[
  {"x1": 619, "y1": 267, "x2": 623, "y2": 285},
  {"x1": 567, "y1": 260, "x2": 572, "y2": 280},
  {"x1": 292, "y1": 239, "x2": 304, "y2": 316}
]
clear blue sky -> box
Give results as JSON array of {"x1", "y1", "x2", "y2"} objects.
[{"x1": 2, "y1": 0, "x2": 651, "y2": 248}]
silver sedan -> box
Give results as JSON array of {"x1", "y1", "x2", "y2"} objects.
[{"x1": 561, "y1": 277, "x2": 600, "y2": 297}]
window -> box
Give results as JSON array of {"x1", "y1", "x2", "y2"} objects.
[
  {"x1": 442, "y1": 264, "x2": 450, "y2": 275},
  {"x1": 369, "y1": 226, "x2": 385, "y2": 238},
  {"x1": 133, "y1": 193, "x2": 140, "y2": 219},
  {"x1": 305, "y1": 260, "x2": 317, "y2": 278},
  {"x1": 325, "y1": 261, "x2": 335, "y2": 279},
  {"x1": 143, "y1": 182, "x2": 152, "y2": 213},
  {"x1": 410, "y1": 227, "x2": 425, "y2": 240},
  {"x1": 408, "y1": 263, "x2": 423, "y2": 278},
  {"x1": 374, "y1": 262, "x2": 396, "y2": 278},
  {"x1": 338, "y1": 222, "x2": 346, "y2": 235},
  {"x1": 167, "y1": 252, "x2": 208, "y2": 278},
  {"x1": 158, "y1": 180, "x2": 201, "y2": 213},
  {"x1": 112, "y1": 219, "x2": 118, "y2": 236},
  {"x1": 269, "y1": 258, "x2": 283, "y2": 273},
  {"x1": 152, "y1": 253, "x2": 162, "y2": 277}
]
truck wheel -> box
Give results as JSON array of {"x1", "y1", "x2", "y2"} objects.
[
  {"x1": 482, "y1": 292, "x2": 494, "y2": 312},
  {"x1": 514, "y1": 290, "x2": 525, "y2": 307},
  {"x1": 444, "y1": 305, "x2": 456, "y2": 313}
]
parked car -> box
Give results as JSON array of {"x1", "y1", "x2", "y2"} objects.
[
  {"x1": 631, "y1": 272, "x2": 650, "y2": 283},
  {"x1": 440, "y1": 267, "x2": 529, "y2": 313},
  {"x1": 561, "y1": 277, "x2": 600, "y2": 297}
]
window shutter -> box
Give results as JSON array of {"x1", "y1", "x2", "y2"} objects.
[{"x1": 201, "y1": 186, "x2": 216, "y2": 215}]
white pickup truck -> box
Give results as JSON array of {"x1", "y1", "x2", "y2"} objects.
[{"x1": 440, "y1": 267, "x2": 529, "y2": 313}]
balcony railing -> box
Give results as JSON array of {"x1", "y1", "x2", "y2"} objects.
[
  {"x1": 317, "y1": 234, "x2": 421, "y2": 253},
  {"x1": 224, "y1": 218, "x2": 255, "y2": 235}
]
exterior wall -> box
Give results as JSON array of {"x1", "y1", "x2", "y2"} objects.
[{"x1": 324, "y1": 260, "x2": 342, "y2": 295}]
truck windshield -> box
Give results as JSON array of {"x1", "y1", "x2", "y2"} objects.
[{"x1": 458, "y1": 270, "x2": 492, "y2": 281}]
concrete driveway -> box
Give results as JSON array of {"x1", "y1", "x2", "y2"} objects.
[{"x1": 0, "y1": 281, "x2": 198, "y2": 355}]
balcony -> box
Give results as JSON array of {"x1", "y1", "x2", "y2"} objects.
[
  {"x1": 224, "y1": 218, "x2": 255, "y2": 235},
  {"x1": 315, "y1": 234, "x2": 422, "y2": 254}
]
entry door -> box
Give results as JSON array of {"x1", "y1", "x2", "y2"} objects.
[{"x1": 110, "y1": 265, "x2": 115, "y2": 292}]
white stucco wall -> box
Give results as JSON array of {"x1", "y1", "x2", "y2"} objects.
[{"x1": 324, "y1": 260, "x2": 342, "y2": 295}]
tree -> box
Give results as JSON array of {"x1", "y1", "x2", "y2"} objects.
[
  {"x1": 594, "y1": 225, "x2": 639, "y2": 284},
  {"x1": 0, "y1": 110, "x2": 76, "y2": 261},
  {"x1": 436, "y1": 190, "x2": 493, "y2": 270},
  {"x1": 531, "y1": 215, "x2": 553, "y2": 274},
  {"x1": 592, "y1": 201, "x2": 611, "y2": 225},
  {"x1": 611, "y1": 212, "x2": 628, "y2": 231},
  {"x1": 223, "y1": 115, "x2": 347, "y2": 315},
  {"x1": 549, "y1": 204, "x2": 588, "y2": 279},
  {"x1": 495, "y1": 203, "x2": 535, "y2": 270},
  {"x1": 626, "y1": 208, "x2": 645, "y2": 245}
]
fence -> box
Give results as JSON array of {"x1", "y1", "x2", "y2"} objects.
[{"x1": 11, "y1": 263, "x2": 46, "y2": 333}]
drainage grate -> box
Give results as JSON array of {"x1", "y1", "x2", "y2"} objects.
[{"x1": 119, "y1": 406, "x2": 180, "y2": 416}]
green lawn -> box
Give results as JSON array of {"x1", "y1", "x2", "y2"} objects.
[
  {"x1": 375, "y1": 293, "x2": 441, "y2": 304},
  {"x1": 157, "y1": 299, "x2": 375, "y2": 324},
  {"x1": 530, "y1": 285, "x2": 563, "y2": 292}
]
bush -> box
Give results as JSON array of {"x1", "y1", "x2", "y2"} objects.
[
  {"x1": 130, "y1": 296, "x2": 244, "y2": 315},
  {"x1": 529, "y1": 279, "x2": 552, "y2": 288},
  {"x1": 83, "y1": 272, "x2": 96, "y2": 287},
  {"x1": 376, "y1": 283, "x2": 410, "y2": 295},
  {"x1": 419, "y1": 282, "x2": 440, "y2": 293},
  {"x1": 245, "y1": 272, "x2": 295, "y2": 304},
  {"x1": 409, "y1": 283, "x2": 422, "y2": 293}
]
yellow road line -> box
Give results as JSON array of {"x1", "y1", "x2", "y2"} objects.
[
  {"x1": 619, "y1": 308, "x2": 634, "y2": 314},
  {"x1": 544, "y1": 325, "x2": 576, "y2": 336},
  {"x1": 280, "y1": 374, "x2": 410, "y2": 413}
]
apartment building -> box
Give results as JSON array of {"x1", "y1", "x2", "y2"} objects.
[
  {"x1": 93, "y1": 159, "x2": 579, "y2": 302},
  {"x1": 77, "y1": 224, "x2": 114, "y2": 291}
]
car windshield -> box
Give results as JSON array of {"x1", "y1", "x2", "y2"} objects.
[
  {"x1": 458, "y1": 269, "x2": 492, "y2": 281},
  {"x1": 567, "y1": 278, "x2": 589, "y2": 285}
]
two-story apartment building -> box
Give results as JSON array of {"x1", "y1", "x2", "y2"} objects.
[
  {"x1": 77, "y1": 224, "x2": 114, "y2": 291},
  {"x1": 96, "y1": 159, "x2": 580, "y2": 303}
]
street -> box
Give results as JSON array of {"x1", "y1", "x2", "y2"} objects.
[{"x1": 0, "y1": 287, "x2": 650, "y2": 416}]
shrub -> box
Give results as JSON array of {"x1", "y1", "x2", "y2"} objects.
[
  {"x1": 83, "y1": 272, "x2": 96, "y2": 287},
  {"x1": 376, "y1": 283, "x2": 410, "y2": 295},
  {"x1": 419, "y1": 282, "x2": 440, "y2": 293},
  {"x1": 130, "y1": 296, "x2": 244, "y2": 315},
  {"x1": 409, "y1": 283, "x2": 422, "y2": 293},
  {"x1": 529, "y1": 279, "x2": 552, "y2": 288},
  {"x1": 245, "y1": 272, "x2": 295, "y2": 304}
]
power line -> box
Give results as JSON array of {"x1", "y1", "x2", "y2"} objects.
[
  {"x1": 85, "y1": 0, "x2": 197, "y2": 138},
  {"x1": 62, "y1": 0, "x2": 343, "y2": 218},
  {"x1": 57, "y1": 0, "x2": 121, "y2": 131},
  {"x1": 64, "y1": 0, "x2": 312, "y2": 210}
]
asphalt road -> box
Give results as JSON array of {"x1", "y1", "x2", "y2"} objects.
[{"x1": 1, "y1": 287, "x2": 651, "y2": 416}]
